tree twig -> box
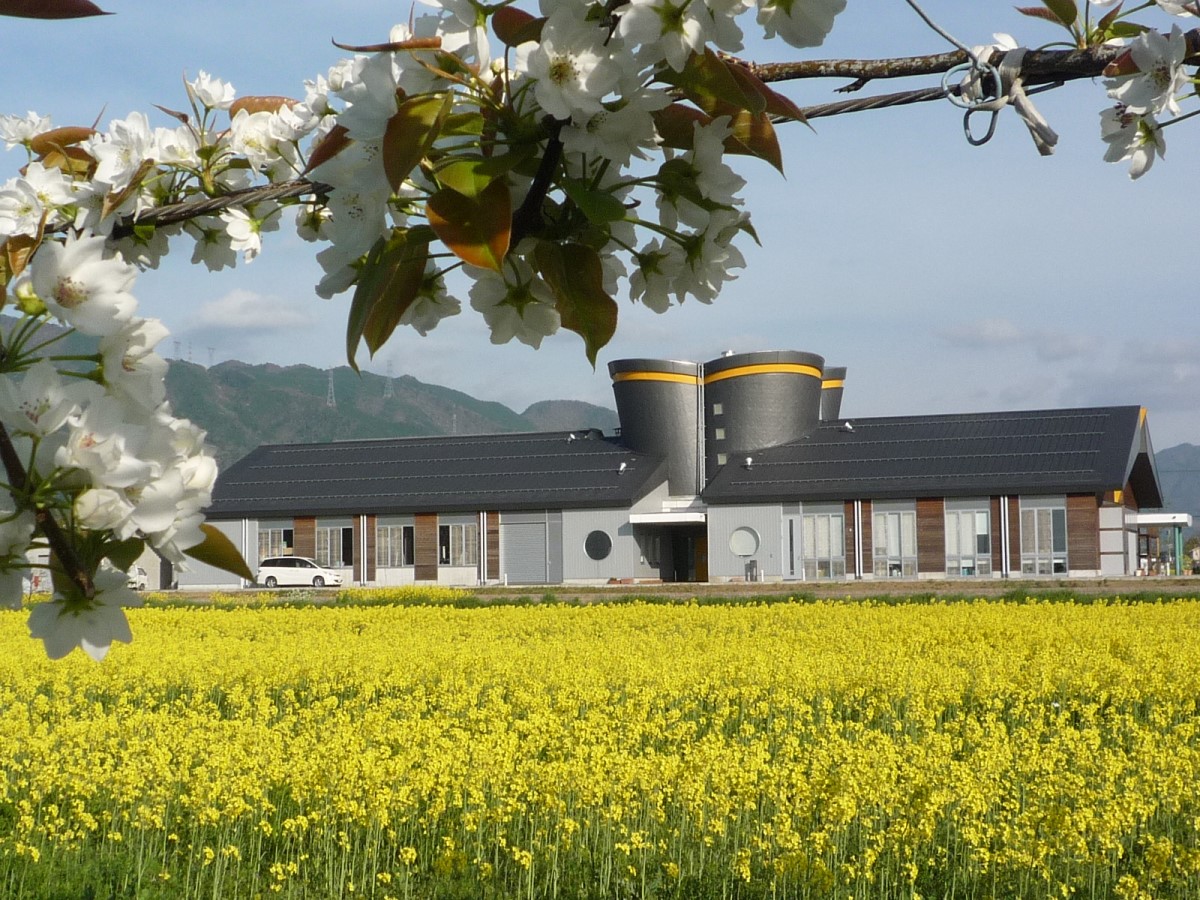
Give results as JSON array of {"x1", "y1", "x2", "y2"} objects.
[{"x1": 0, "y1": 421, "x2": 93, "y2": 598}]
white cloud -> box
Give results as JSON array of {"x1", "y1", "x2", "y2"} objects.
[
  {"x1": 938, "y1": 318, "x2": 1024, "y2": 347},
  {"x1": 190, "y1": 289, "x2": 316, "y2": 330}
]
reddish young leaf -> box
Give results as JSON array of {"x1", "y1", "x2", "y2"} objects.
[
  {"x1": 657, "y1": 48, "x2": 766, "y2": 116},
  {"x1": 4, "y1": 232, "x2": 40, "y2": 281},
  {"x1": 102, "y1": 158, "x2": 157, "y2": 220},
  {"x1": 332, "y1": 37, "x2": 442, "y2": 52},
  {"x1": 382, "y1": 93, "x2": 452, "y2": 192},
  {"x1": 36, "y1": 146, "x2": 95, "y2": 179},
  {"x1": 28, "y1": 126, "x2": 94, "y2": 155},
  {"x1": 534, "y1": 241, "x2": 618, "y2": 367},
  {"x1": 1016, "y1": 6, "x2": 1066, "y2": 23},
  {"x1": 724, "y1": 63, "x2": 807, "y2": 123},
  {"x1": 653, "y1": 103, "x2": 713, "y2": 151},
  {"x1": 493, "y1": 7, "x2": 545, "y2": 46},
  {"x1": 0, "y1": 0, "x2": 110, "y2": 17},
  {"x1": 722, "y1": 106, "x2": 783, "y2": 173},
  {"x1": 426, "y1": 179, "x2": 512, "y2": 272},
  {"x1": 1041, "y1": 0, "x2": 1078, "y2": 27},
  {"x1": 229, "y1": 96, "x2": 298, "y2": 118},
  {"x1": 303, "y1": 124, "x2": 352, "y2": 175}
]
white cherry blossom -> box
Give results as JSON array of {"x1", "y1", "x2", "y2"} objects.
[
  {"x1": 187, "y1": 70, "x2": 237, "y2": 110},
  {"x1": 88, "y1": 111, "x2": 156, "y2": 191},
  {"x1": 0, "y1": 359, "x2": 101, "y2": 438},
  {"x1": 28, "y1": 233, "x2": 139, "y2": 336},
  {"x1": 27, "y1": 564, "x2": 143, "y2": 661},
  {"x1": 1106, "y1": 26, "x2": 1188, "y2": 116}
]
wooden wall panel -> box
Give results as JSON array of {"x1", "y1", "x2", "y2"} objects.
[
  {"x1": 990, "y1": 497, "x2": 1004, "y2": 574},
  {"x1": 843, "y1": 501, "x2": 856, "y2": 577},
  {"x1": 293, "y1": 517, "x2": 316, "y2": 560},
  {"x1": 414, "y1": 513, "x2": 439, "y2": 581},
  {"x1": 486, "y1": 512, "x2": 500, "y2": 582},
  {"x1": 860, "y1": 500, "x2": 873, "y2": 574},
  {"x1": 916, "y1": 498, "x2": 945, "y2": 575},
  {"x1": 1067, "y1": 494, "x2": 1100, "y2": 571}
]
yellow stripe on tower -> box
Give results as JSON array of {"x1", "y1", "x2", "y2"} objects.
[
  {"x1": 612, "y1": 371, "x2": 699, "y2": 385},
  {"x1": 704, "y1": 363, "x2": 823, "y2": 385},
  {"x1": 821, "y1": 379, "x2": 844, "y2": 389}
]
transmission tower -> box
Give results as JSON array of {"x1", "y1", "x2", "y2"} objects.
[
  {"x1": 383, "y1": 361, "x2": 394, "y2": 399},
  {"x1": 326, "y1": 371, "x2": 336, "y2": 408}
]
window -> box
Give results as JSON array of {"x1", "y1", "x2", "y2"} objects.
[
  {"x1": 712, "y1": 402, "x2": 723, "y2": 415},
  {"x1": 316, "y1": 525, "x2": 353, "y2": 568},
  {"x1": 873, "y1": 507, "x2": 916, "y2": 577},
  {"x1": 1020, "y1": 500, "x2": 1068, "y2": 575},
  {"x1": 585, "y1": 530, "x2": 612, "y2": 561},
  {"x1": 439, "y1": 523, "x2": 479, "y2": 566},
  {"x1": 258, "y1": 525, "x2": 293, "y2": 561},
  {"x1": 377, "y1": 524, "x2": 415, "y2": 567},
  {"x1": 714, "y1": 427, "x2": 726, "y2": 440},
  {"x1": 716, "y1": 453, "x2": 727, "y2": 466},
  {"x1": 802, "y1": 511, "x2": 845, "y2": 579},
  {"x1": 945, "y1": 502, "x2": 991, "y2": 576},
  {"x1": 729, "y1": 527, "x2": 759, "y2": 557}
]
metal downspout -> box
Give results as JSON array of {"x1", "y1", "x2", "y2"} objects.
[
  {"x1": 999, "y1": 496, "x2": 1010, "y2": 578},
  {"x1": 853, "y1": 500, "x2": 864, "y2": 580}
]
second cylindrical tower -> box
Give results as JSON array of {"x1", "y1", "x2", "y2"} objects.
[{"x1": 702, "y1": 350, "x2": 825, "y2": 478}]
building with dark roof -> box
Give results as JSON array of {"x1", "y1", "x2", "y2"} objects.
[{"x1": 180, "y1": 349, "x2": 1168, "y2": 588}]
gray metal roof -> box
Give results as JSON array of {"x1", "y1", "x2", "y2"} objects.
[
  {"x1": 703, "y1": 406, "x2": 1164, "y2": 506},
  {"x1": 209, "y1": 430, "x2": 664, "y2": 517}
]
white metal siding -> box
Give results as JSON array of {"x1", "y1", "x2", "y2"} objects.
[
  {"x1": 501, "y1": 519, "x2": 548, "y2": 584},
  {"x1": 707, "y1": 504, "x2": 782, "y2": 580}
]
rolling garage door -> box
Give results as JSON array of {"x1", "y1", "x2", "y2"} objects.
[{"x1": 500, "y1": 518, "x2": 548, "y2": 584}]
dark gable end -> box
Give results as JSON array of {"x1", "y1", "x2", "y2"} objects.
[
  {"x1": 209, "y1": 431, "x2": 664, "y2": 518},
  {"x1": 703, "y1": 406, "x2": 1161, "y2": 505}
]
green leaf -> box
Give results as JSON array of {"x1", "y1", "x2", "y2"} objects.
[
  {"x1": 561, "y1": 178, "x2": 627, "y2": 224},
  {"x1": 433, "y1": 147, "x2": 534, "y2": 198},
  {"x1": 426, "y1": 179, "x2": 512, "y2": 272},
  {"x1": 1106, "y1": 21, "x2": 1148, "y2": 38},
  {"x1": 657, "y1": 48, "x2": 766, "y2": 116},
  {"x1": 1041, "y1": 0, "x2": 1078, "y2": 27},
  {"x1": 656, "y1": 158, "x2": 707, "y2": 207},
  {"x1": 104, "y1": 537, "x2": 145, "y2": 573},
  {"x1": 184, "y1": 524, "x2": 254, "y2": 581},
  {"x1": 534, "y1": 241, "x2": 618, "y2": 367},
  {"x1": 345, "y1": 228, "x2": 433, "y2": 368},
  {"x1": 383, "y1": 93, "x2": 453, "y2": 192},
  {"x1": 441, "y1": 112, "x2": 486, "y2": 137}
]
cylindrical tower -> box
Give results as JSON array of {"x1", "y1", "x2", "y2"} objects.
[
  {"x1": 609, "y1": 358, "x2": 703, "y2": 496},
  {"x1": 820, "y1": 366, "x2": 847, "y2": 421},
  {"x1": 702, "y1": 350, "x2": 825, "y2": 478}
]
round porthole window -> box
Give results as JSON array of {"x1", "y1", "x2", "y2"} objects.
[
  {"x1": 729, "y1": 526, "x2": 760, "y2": 557},
  {"x1": 585, "y1": 530, "x2": 613, "y2": 561}
]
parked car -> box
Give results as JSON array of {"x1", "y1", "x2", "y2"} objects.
[
  {"x1": 126, "y1": 566, "x2": 149, "y2": 591},
  {"x1": 256, "y1": 556, "x2": 343, "y2": 588}
]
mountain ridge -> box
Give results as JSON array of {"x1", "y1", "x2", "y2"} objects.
[{"x1": 164, "y1": 358, "x2": 620, "y2": 467}]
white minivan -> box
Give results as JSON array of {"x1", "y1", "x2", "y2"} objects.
[{"x1": 257, "y1": 556, "x2": 344, "y2": 588}]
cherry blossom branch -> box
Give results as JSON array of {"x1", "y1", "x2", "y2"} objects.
[
  {"x1": 732, "y1": 28, "x2": 1200, "y2": 88},
  {"x1": 110, "y1": 179, "x2": 331, "y2": 239},
  {"x1": 0, "y1": 421, "x2": 93, "y2": 597}
]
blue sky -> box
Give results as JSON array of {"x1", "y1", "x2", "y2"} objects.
[{"x1": 2, "y1": 1, "x2": 1198, "y2": 448}]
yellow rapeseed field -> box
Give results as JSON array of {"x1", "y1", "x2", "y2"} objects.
[{"x1": 1, "y1": 598, "x2": 1198, "y2": 898}]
